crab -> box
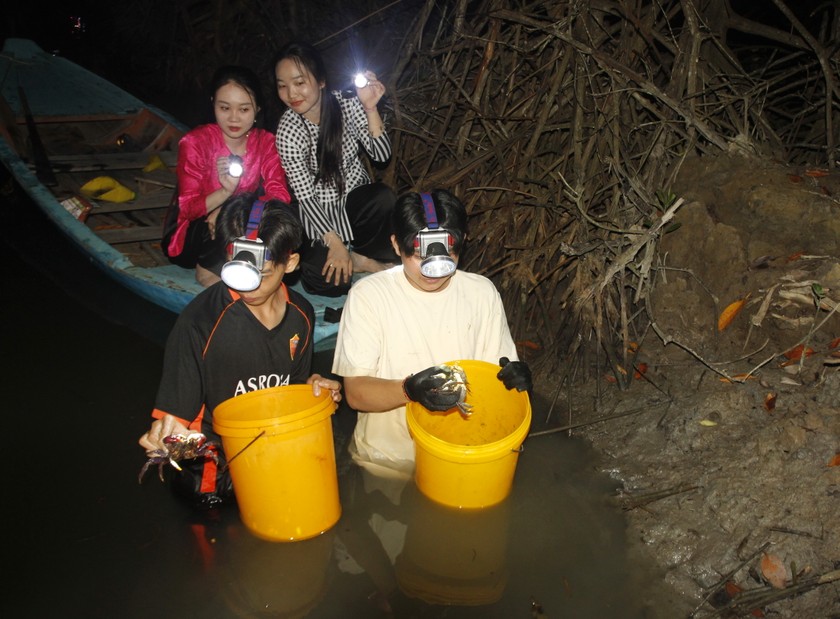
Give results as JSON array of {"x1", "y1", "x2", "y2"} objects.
[
  {"x1": 433, "y1": 363, "x2": 474, "y2": 418},
  {"x1": 138, "y1": 432, "x2": 220, "y2": 484}
]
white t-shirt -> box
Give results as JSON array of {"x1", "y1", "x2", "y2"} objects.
[{"x1": 332, "y1": 266, "x2": 518, "y2": 473}]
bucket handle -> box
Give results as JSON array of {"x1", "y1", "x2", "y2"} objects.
[
  {"x1": 221, "y1": 429, "x2": 266, "y2": 471},
  {"x1": 511, "y1": 444, "x2": 525, "y2": 453}
]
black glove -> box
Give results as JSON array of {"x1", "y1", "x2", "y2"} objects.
[
  {"x1": 403, "y1": 365, "x2": 464, "y2": 412},
  {"x1": 497, "y1": 357, "x2": 532, "y2": 392}
]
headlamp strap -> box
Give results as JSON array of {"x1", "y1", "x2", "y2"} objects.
[
  {"x1": 420, "y1": 193, "x2": 439, "y2": 230},
  {"x1": 246, "y1": 200, "x2": 265, "y2": 240}
]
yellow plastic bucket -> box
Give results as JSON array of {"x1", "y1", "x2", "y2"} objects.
[
  {"x1": 406, "y1": 359, "x2": 531, "y2": 509},
  {"x1": 213, "y1": 385, "x2": 340, "y2": 542}
]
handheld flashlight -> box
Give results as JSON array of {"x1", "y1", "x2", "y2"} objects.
[
  {"x1": 354, "y1": 73, "x2": 369, "y2": 88},
  {"x1": 228, "y1": 154, "x2": 244, "y2": 178}
]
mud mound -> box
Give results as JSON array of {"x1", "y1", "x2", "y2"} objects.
[{"x1": 568, "y1": 153, "x2": 840, "y2": 617}]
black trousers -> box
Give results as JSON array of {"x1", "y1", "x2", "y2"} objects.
[
  {"x1": 296, "y1": 182, "x2": 397, "y2": 297},
  {"x1": 161, "y1": 187, "x2": 225, "y2": 274}
]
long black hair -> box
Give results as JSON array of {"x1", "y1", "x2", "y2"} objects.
[{"x1": 272, "y1": 42, "x2": 345, "y2": 194}]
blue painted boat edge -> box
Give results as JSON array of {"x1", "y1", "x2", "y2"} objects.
[{"x1": 0, "y1": 38, "x2": 343, "y2": 351}]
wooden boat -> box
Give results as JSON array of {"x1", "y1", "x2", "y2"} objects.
[{"x1": 0, "y1": 38, "x2": 343, "y2": 350}]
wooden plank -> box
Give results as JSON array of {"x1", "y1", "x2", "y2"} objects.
[
  {"x1": 88, "y1": 190, "x2": 172, "y2": 214},
  {"x1": 95, "y1": 225, "x2": 162, "y2": 244},
  {"x1": 35, "y1": 150, "x2": 178, "y2": 173}
]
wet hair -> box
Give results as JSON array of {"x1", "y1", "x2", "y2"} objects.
[
  {"x1": 392, "y1": 189, "x2": 467, "y2": 257},
  {"x1": 272, "y1": 42, "x2": 344, "y2": 194},
  {"x1": 209, "y1": 65, "x2": 265, "y2": 128},
  {"x1": 215, "y1": 193, "x2": 302, "y2": 263}
]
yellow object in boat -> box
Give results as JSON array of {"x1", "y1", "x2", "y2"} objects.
[
  {"x1": 80, "y1": 176, "x2": 136, "y2": 202},
  {"x1": 143, "y1": 154, "x2": 166, "y2": 172}
]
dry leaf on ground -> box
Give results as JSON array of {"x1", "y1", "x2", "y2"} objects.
[
  {"x1": 760, "y1": 552, "x2": 790, "y2": 589},
  {"x1": 783, "y1": 344, "x2": 815, "y2": 360},
  {"x1": 718, "y1": 296, "x2": 749, "y2": 331}
]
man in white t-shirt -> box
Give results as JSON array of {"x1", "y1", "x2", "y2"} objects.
[{"x1": 332, "y1": 188, "x2": 532, "y2": 476}]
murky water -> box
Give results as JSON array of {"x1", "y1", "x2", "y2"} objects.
[{"x1": 0, "y1": 193, "x2": 679, "y2": 618}]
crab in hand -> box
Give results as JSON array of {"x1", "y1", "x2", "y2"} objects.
[
  {"x1": 436, "y1": 363, "x2": 474, "y2": 418},
  {"x1": 138, "y1": 432, "x2": 220, "y2": 484}
]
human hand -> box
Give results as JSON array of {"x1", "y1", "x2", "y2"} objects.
[
  {"x1": 323, "y1": 238, "x2": 352, "y2": 286},
  {"x1": 497, "y1": 357, "x2": 532, "y2": 392},
  {"x1": 216, "y1": 155, "x2": 241, "y2": 194},
  {"x1": 356, "y1": 71, "x2": 386, "y2": 110},
  {"x1": 308, "y1": 374, "x2": 343, "y2": 403},
  {"x1": 403, "y1": 365, "x2": 465, "y2": 412},
  {"x1": 139, "y1": 414, "x2": 191, "y2": 454}
]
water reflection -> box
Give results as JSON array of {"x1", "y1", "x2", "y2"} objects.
[{"x1": 0, "y1": 202, "x2": 681, "y2": 618}]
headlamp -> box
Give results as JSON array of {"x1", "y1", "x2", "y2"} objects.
[
  {"x1": 416, "y1": 193, "x2": 456, "y2": 278},
  {"x1": 417, "y1": 230, "x2": 456, "y2": 278},
  {"x1": 228, "y1": 154, "x2": 243, "y2": 178},
  {"x1": 220, "y1": 200, "x2": 271, "y2": 291},
  {"x1": 221, "y1": 238, "x2": 273, "y2": 291}
]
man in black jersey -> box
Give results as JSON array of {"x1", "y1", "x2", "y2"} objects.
[{"x1": 139, "y1": 194, "x2": 342, "y2": 509}]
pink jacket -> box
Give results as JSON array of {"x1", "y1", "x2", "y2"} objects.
[{"x1": 168, "y1": 124, "x2": 291, "y2": 257}]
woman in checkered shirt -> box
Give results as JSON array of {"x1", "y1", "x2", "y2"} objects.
[{"x1": 273, "y1": 42, "x2": 396, "y2": 297}]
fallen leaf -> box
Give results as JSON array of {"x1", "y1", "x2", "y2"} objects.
[
  {"x1": 516, "y1": 340, "x2": 541, "y2": 351},
  {"x1": 718, "y1": 296, "x2": 749, "y2": 331},
  {"x1": 783, "y1": 344, "x2": 815, "y2": 360},
  {"x1": 787, "y1": 251, "x2": 804, "y2": 262},
  {"x1": 828, "y1": 454, "x2": 840, "y2": 467},
  {"x1": 627, "y1": 341, "x2": 639, "y2": 353},
  {"x1": 719, "y1": 373, "x2": 757, "y2": 384},
  {"x1": 604, "y1": 375, "x2": 617, "y2": 383},
  {"x1": 829, "y1": 337, "x2": 840, "y2": 349},
  {"x1": 788, "y1": 174, "x2": 802, "y2": 183},
  {"x1": 717, "y1": 580, "x2": 765, "y2": 616},
  {"x1": 749, "y1": 255, "x2": 774, "y2": 269},
  {"x1": 804, "y1": 168, "x2": 829, "y2": 177},
  {"x1": 633, "y1": 363, "x2": 648, "y2": 379},
  {"x1": 763, "y1": 392, "x2": 777, "y2": 411},
  {"x1": 760, "y1": 552, "x2": 790, "y2": 589},
  {"x1": 724, "y1": 581, "x2": 742, "y2": 597},
  {"x1": 699, "y1": 419, "x2": 718, "y2": 426}
]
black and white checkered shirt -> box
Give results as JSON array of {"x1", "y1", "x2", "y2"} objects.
[{"x1": 275, "y1": 92, "x2": 392, "y2": 244}]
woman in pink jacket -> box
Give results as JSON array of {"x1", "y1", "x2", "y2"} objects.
[{"x1": 163, "y1": 65, "x2": 291, "y2": 286}]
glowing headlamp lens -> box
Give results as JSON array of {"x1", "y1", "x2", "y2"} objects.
[
  {"x1": 419, "y1": 240, "x2": 456, "y2": 278},
  {"x1": 221, "y1": 255, "x2": 261, "y2": 291},
  {"x1": 221, "y1": 238, "x2": 271, "y2": 291}
]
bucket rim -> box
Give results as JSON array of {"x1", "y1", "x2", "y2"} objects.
[
  {"x1": 213, "y1": 384, "x2": 336, "y2": 436},
  {"x1": 405, "y1": 358, "x2": 532, "y2": 460},
  {"x1": 407, "y1": 405, "x2": 531, "y2": 461}
]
